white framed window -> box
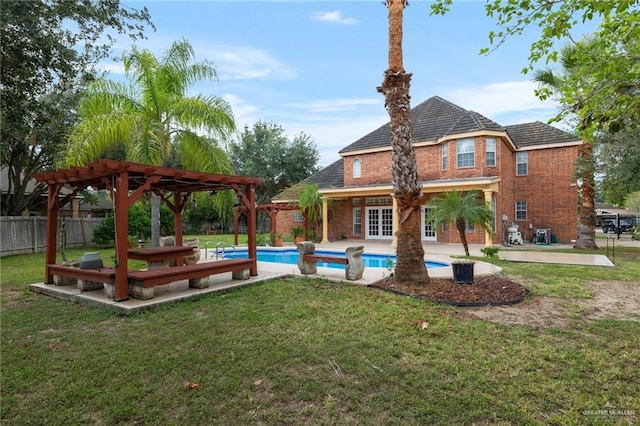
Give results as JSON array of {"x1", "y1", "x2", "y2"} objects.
[
  {"x1": 352, "y1": 159, "x2": 361, "y2": 178},
  {"x1": 293, "y1": 210, "x2": 304, "y2": 222},
  {"x1": 516, "y1": 152, "x2": 528, "y2": 176},
  {"x1": 456, "y1": 138, "x2": 475, "y2": 168},
  {"x1": 353, "y1": 208, "x2": 361, "y2": 235},
  {"x1": 441, "y1": 143, "x2": 447, "y2": 170},
  {"x1": 515, "y1": 201, "x2": 527, "y2": 221},
  {"x1": 366, "y1": 196, "x2": 392, "y2": 205},
  {"x1": 465, "y1": 222, "x2": 475, "y2": 232},
  {"x1": 486, "y1": 138, "x2": 496, "y2": 167}
]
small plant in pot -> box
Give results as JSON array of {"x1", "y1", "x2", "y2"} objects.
[
  {"x1": 290, "y1": 226, "x2": 305, "y2": 243},
  {"x1": 271, "y1": 232, "x2": 284, "y2": 247},
  {"x1": 451, "y1": 260, "x2": 475, "y2": 284}
]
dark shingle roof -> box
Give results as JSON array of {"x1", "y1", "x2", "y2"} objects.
[
  {"x1": 339, "y1": 96, "x2": 504, "y2": 154},
  {"x1": 505, "y1": 121, "x2": 580, "y2": 148},
  {"x1": 303, "y1": 159, "x2": 343, "y2": 188},
  {"x1": 272, "y1": 159, "x2": 344, "y2": 201}
]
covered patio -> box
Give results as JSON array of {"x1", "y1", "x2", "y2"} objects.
[{"x1": 32, "y1": 159, "x2": 262, "y2": 301}]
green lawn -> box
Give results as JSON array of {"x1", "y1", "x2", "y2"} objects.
[{"x1": 1, "y1": 241, "x2": 639, "y2": 424}]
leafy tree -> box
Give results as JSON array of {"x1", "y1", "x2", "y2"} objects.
[
  {"x1": 431, "y1": 0, "x2": 640, "y2": 136},
  {"x1": 92, "y1": 202, "x2": 173, "y2": 245},
  {"x1": 427, "y1": 190, "x2": 494, "y2": 257},
  {"x1": 625, "y1": 191, "x2": 640, "y2": 214},
  {"x1": 182, "y1": 191, "x2": 235, "y2": 234},
  {"x1": 534, "y1": 44, "x2": 598, "y2": 249},
  {"x1": 229, "y1": 121, "x2": 320, "y2": 204},
  {"x1": 596, "y1": 128, "x2": 640, "y2": 206},
  {"x1": 378, "y1": 0, "x2": 430, "y2": 284},
  {"x1": 66, "y1": 39, "x2": 235, "y2": 246},
  {"x1": 0, "y1": 0, "x2": 153, "y2": 216}
]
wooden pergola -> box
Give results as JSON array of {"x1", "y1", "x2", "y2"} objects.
[
  {"x1": 233, "y1": 203, "x2": 307, "y2": 245},
  {"x1": 32, "y1": 159, "x2": 262, "y2": 301}
]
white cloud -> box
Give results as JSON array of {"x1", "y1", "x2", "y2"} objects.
[
  {"x1": 211, "y1": 46, "x2": 296, "y2": 81},
  {"x1": 291, "y1": 98, "x2": 382, "y2": 113},
  {"x1": 222, "y1": 94, "x2": 261, "y2": 126},
  {"x1": 99, "y1": 61, "x2": 126, "y2": 75},
  {"x1": 281, "y1": 114, "x2": 389, "y2": 167},
  {"x1": 446, "y1": 81, "x2": 557, "y2": 118},
  {"x1": 310, "y1": 10, "x2": 359, "y2": 25}
]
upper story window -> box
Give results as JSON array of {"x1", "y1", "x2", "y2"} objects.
[
  {"x1": 441, "y1": 143, "x2": 447, "y2": 170},
  {"x1": 515, "y1": 201, "x2": 527, "y2": 221},
  {"x1": 486, "y1": 138, "x2": 496, "y2": 167},
  {"x1": 456, "y1": 138, "x2": 475, "y2": 168},
  {"x1": 516, "y1": 152, "x2": 528, "y2": 176},
  {"x1": 352, "y1": 159, "x2": 361, "y2": 178}
]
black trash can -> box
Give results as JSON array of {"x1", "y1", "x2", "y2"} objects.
[{"x1": 451, "y1": 262, "x2": 474, "y2": 284}]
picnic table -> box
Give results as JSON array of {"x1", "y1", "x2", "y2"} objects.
[{"x1": 128, "y1": 246, "x2": 196, "y2": 269}]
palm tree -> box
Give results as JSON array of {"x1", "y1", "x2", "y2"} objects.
[
  {"x1": 298, "y1": 183, "x2": 322, "y2": 240},
  {"x1": 378, "y1": 0, "x2": 429, "y2": 284},
  {"x1": 66, "y1": 39, "x2": 235, "y2": 245},
  {"x1": 534, "y1": 44, "x2": 598, "y2": 250},
  {"x1": 427, "y1": 190, "x2": 494, "y2": 257}
]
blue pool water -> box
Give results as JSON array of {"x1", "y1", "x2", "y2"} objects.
[{"x1": 218, "y1": 248, "x2": 448, "y2": 270}]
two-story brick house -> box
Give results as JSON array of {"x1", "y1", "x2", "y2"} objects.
[{"x1": 273, "y1": 96, "x2": 583, "y2": 246}]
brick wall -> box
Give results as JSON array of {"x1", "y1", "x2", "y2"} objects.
[
  {"x1": 276, "y1": 137, "x2": 580, "y2": 244},
  {"x1": 511, "y1": 145, "x2": 580, "y2": 243}
]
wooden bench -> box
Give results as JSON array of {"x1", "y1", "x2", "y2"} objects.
[
  {"x1": 48, "y1": 264, "x2": 116, "y2": 291},
  {"x1": 296, "y1": 242, "x2": 365, "y2": 281},
  {"x1": 125, "y1": 258, "x2": 254, "y2": 299},
  {"x1": 303, "y1": 254, "x2": 348, "y2": 265}
]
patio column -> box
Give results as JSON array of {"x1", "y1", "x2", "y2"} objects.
[
  {"x1": 391, "y1": 195, "x2": 398, "y2": 247},
  {"x1": 483, "y1": 189, "x2": 493, "y2": 246},
  {"x1": 321, "y1": 198, "x2": 329, "y2": 243}
]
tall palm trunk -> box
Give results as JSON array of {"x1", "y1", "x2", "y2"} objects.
[
  {"x1": 455, "y1": 218, "x2": 470, "y2": 256},
  {"x1": 574, "y1": 142, "x2": 598, "y2": 249},
  {"x1": 378, "y1": 0, "x2": 429, "y2": 284},
  {"x1": 151, "y1": 194, "x2": 161, "y2": 247}
]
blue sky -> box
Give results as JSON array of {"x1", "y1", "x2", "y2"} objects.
[{"x1": 103, "y1": 1, "x2": 596, "y2": 167}]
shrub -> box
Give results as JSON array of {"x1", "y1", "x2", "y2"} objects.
[
  {"x1": 480, "y1": 246, "x2": 500, "y2": 258},
  {"x1": 92, "y1": 202, "x2": 174, "y2": 245}
]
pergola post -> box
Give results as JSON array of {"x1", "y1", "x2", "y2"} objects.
[
  {"x1": 114, "y1": 171, "x2": 129, "y2": 301},
  {"x1": 246, "y1": 185, "x2": 258, "y2": 276},
  {"x1": 44, "y1": 185, "x2": 61, "y2": 284}
]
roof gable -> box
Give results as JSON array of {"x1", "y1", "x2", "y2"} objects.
[{"x1": 339, "y1": 96, "x2": 503, "y2": 154}]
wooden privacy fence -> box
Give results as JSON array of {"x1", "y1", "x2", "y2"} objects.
[{"x1": 0, "y1": 216, "x2": 103, "y2": 257}]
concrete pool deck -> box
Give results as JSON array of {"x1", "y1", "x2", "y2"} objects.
[{"x1": 29, "y1": 237, "x2": 624, "y2": 314}]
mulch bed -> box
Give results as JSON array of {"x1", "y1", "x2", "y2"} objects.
[{"x1": 370, "y1": 275, "x2": 528, "y2": 306}]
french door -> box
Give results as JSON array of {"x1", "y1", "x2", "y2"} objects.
[
  {"x1": 366, "y1": 207, "x2": 393, "y2": 240},
  {"x1": 421, "y1": 206, "x2": 437, "y2": 241}
]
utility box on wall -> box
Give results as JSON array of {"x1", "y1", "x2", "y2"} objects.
[{"x1": 535, "y1": 228, "x2": 551, "y2": 245}]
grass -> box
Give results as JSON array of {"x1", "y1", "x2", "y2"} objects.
[{"x1": 1, "y1": 241, "x2": 639, "y2": 424}]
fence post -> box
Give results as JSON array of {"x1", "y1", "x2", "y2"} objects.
[{"x1": 31, "y1": 216, "x2": 37, "y2": 253}]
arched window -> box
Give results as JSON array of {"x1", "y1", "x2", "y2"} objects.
[{"x1": 352, "y1": 159, "x2": 361, "y2": 178}]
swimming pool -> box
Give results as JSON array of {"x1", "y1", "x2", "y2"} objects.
[{"x1": 216, "y1": 248, "x2": 448, "y2": 270}]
